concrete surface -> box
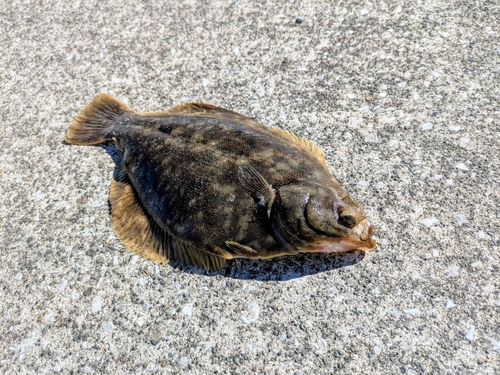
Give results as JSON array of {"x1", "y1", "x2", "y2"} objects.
[{"x1": 1, "y1": 0, "x2": 499, "y2": 374}]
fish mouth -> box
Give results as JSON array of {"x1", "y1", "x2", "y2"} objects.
[
  {"x1": 300, "y1": 219, "x2": 376, "y2": 254},
  {"x1": 352, "y1": 219, "x2": 376, "y2": 250}
]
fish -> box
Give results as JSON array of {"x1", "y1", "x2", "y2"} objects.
[{"x1": 65, "y1": 94, "x2": 376, "y2": 271}]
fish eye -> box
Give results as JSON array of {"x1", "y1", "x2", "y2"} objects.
[{"x1": 338, "y1": 214, "x2": 357, "y2": 229}]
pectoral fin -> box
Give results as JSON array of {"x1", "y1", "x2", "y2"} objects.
[{"x1": 237, "y1": 165, "x2": 275, "y2": 218}]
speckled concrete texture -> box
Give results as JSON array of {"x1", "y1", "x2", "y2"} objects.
[{"x1": 1, "y1": 1, "x2": 499, "y2": 374}]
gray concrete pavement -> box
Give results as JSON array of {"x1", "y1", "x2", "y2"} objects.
[{"x1": 1, "y1": 1, "x2": 499, "y2": 374}]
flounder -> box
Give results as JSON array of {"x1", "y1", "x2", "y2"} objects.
[{"x1": 65, "y1": 94, "x2": 376, "y2": 271}]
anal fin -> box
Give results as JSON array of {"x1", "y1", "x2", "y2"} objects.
[{"x1": 109, "y1": 179, "x2": 226, "y2": 271}]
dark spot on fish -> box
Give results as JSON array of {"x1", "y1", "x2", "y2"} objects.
[{"x1": 246, "y1": 138, "x2": 256, "y2": 148}]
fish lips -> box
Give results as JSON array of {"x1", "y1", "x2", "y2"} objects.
[
  {"x1": 354, "y1": 219, "x2": 376, "y2": 247},
  {"x1": 346, "y1": 218, "x2": 377, "y2": 251},
  {"x1": 301, "y1": 219, "x2": 376, "y2": 253}
]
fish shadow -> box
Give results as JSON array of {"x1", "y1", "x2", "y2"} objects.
[{"x1": 174, "y1": 250, "x2": 366, "y2": 281}]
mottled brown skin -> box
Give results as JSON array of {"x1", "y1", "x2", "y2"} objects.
[{"x1": 65, "y1": 94, "x2": 376, "y2": 270}]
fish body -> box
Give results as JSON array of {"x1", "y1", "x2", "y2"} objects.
[{"x1": 65, "y1": 94, "x2": 375, "y2": 271}]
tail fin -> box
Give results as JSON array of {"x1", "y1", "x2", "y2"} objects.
[{"x1": 65, "y1": 94, "x2": 133, "y2": 145}]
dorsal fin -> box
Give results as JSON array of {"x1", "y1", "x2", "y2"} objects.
[
  {"x1": 143, "y1": 102, "x2": 238, "y2": 116},
  {"x1": 270, "y1": 127, "x2": 327, "y2": 167},
  {"x1": 163, "y1": 102, "x2": 224, "y2": 114},
  {"x1": 142, "y1": 102, "x2": 265, "y2": 127},
  {"x1": 143, "y1": 103, "x2": 328, "y2": 167}
]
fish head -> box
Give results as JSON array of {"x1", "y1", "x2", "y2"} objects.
[{"x1": 272, "y1": 183, "x2": 376, "y2": 254}]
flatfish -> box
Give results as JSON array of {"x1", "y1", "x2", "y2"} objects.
[{"x1": 65, "y1": 94, "x2": 376, "y2": 271}]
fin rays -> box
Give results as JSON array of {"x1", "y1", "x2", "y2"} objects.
[
  {"x1": 109, "y1": 179, "x2": 226, "y2": 271},
  {"x1": 65, "y1": 94, "x2": 133, "y2": 145},
  {"x1": 270, "y1": 127, "x2": 327, "y2": 167}
]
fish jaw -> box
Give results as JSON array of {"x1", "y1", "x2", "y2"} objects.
[
  {"x1": 352, "y1": 218, "x2": 376, "y2": 250},
  {"x1": 302, "y1": 241, "x2": 359, "y2": 253},
  {"x1": 301, "y1": 219, "x2": 376, "y2": 254}
]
